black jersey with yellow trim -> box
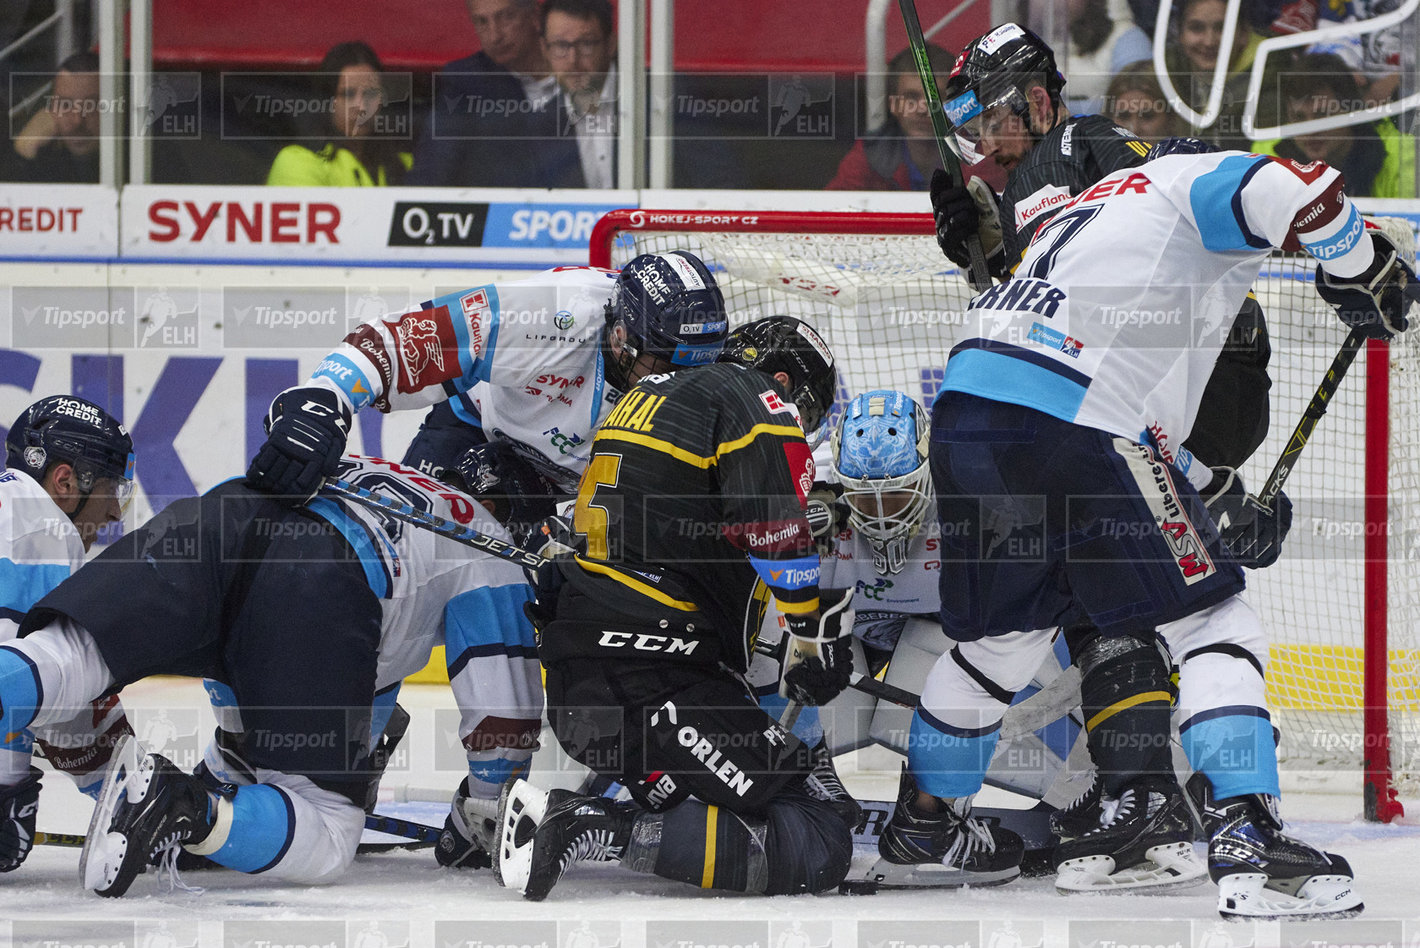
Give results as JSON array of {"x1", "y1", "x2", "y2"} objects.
[
  {"x1": 568, "y1": 362, "x2": 818, "y2": 670},
  {"x1": 1000, "y1": 113, "x2": 1150, "y2": 267}
]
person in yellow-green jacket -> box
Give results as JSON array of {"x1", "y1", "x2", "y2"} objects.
[
  {"x1": 1251, "y1": 52, "x2": 1415, "y2": 199},
  {"x1": 267, "y1": 41, "x2": 412, "y2": 187}
]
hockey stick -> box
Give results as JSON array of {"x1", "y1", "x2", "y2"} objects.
[
  {"x1": 37, "y1": 813, "x2": 441, "y2": 852},
  {"x1": 1259, "y1": 281, "x2": 1420, "y2": 508},
  {"x1": 322, "y1": 477, "x2": 548, "y2": 571},
  {"x1": 1256, "y1": 326, "x2": 1366, "y2": 510},
  {"x1": 896, "y1": 0, "x2": 991, "y2": 292}
]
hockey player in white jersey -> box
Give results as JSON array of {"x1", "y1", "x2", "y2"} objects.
[
  {"x1": 245, "y1": 252, "x2": 728, "y2": 526},
  {"x1": 906, "y1": 140, "x2": 1416, "y2": 917},
  {"x1": 0, "y1": 454, "x2": 542, "y2": 896},
  {"x1": 0, "y1": 396, "x2": 136, "y2": 873}
]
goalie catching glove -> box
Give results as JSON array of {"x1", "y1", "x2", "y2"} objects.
[
  {"x1": 246, "y1": 385, "x2": 352, "y2": 503},
  {"x1": 930, "y1": 169, "x2": 1006, "y2": 283},
  {"x1": 1316, "y1": 230, "x2": 1418, "y2": 341},
  {"x1": 1202, "y1": 466, "x2": 1293, "y2": 569},
  {"x1": 779, "y1": 587, "x2": 855, "y2": 706}
]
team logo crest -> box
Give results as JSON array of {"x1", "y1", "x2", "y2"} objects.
[
  {"x1": 23, "y1": 446, "x2": 45, "y2": 470},
  {"x1": 554, "y1": 311, "x2": 575, "y2": 330}
]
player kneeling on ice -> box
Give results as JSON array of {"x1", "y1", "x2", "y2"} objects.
[
  {"x1": 495, "y1": 316, "x2": 858, "y2": 901},
  {"x1": 888, "y1": 138, "x2": 1416, "y2": 917},
  {"x1": 0, "y1": 397, "x2": 137, "y2": 874},
  {"x1": 0, "y1": 454, "x2": 543, "y2": 896}
]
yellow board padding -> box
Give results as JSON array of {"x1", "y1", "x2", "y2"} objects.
[
  {"x1": 406, "y1": 645, "x2": 449, "y2": 684},
  {"x1": 1266, "y1": 644, "x2": 1420, "y2": 711}
]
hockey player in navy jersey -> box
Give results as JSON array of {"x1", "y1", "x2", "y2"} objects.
[
  {"x1": 908, "y1": 143, "x2": 1415, "y2": 917},
  {"x1": 0, "y1": 396, "x2": 136, "y2": 872},
  {"x1": 927, "y1": 23, "x2": 1282, "y2": 887},
  {"x1": 0, "y1": 454, "x2": 542, "y2": 897},
  {"x1": 245, "y1": 252, "x2": 728, "y2": 539},
  {"x1": 494, "y1": 316, "x2": 858, "y2": 901}
]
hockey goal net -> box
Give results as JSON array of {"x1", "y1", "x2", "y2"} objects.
[{"x1": 590, "y1": 207, "x2": 1420, "y2": 820}]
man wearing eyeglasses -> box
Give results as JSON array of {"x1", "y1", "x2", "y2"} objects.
[{"x1": 542, "y1": 0, "x2": 618, "y2": 188}]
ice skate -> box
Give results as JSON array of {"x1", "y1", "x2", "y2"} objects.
[
  {"x1": 1189, "y1": 773, "x2": 1363, "y2": 918},
  {"x1": 79, "y1": 735, "x2": 216, "y2": 898},
  {"x1": 1054, "y1": 777, "x2": 1205, "y2": 892},
  {"x1": 842, "y1": 766, "x2": 1022, "y2": 893},
  {"x1": 1049, "y1": 769, "x2": 1103, "y2": 841},
  {"x1": 495, "y1": 778, "x2": 636, "y2": 901}
]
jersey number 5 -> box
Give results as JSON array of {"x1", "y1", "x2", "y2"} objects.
[{"x1": 575, "y1": 453, "x2": 623, "y2": 560}]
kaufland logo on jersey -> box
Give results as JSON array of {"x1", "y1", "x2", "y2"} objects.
[{"x1": 1015, "y1": 185, "x2": 1072, "y2": 230}]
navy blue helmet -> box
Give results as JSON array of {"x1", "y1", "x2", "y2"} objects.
[
  {"x1": 605, "y1": 251, "x2": 728, "y2": 388},
  {"x1": 5, "y1": 395, "x2": 135, "y2": 507}
]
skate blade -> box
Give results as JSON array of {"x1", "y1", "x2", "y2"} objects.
[
  {"x1": 495, "y1": 778, "x2": 549, "y2": 896},
  {"x1": 840, "y1": 857, "x2": 1021, "y2": 894},
  {"x1": 79, "y1": 735, "x2": 153, "y2": 897},
  {"x1": 1056, "y1": 841, "x2": 1207, "y2": 893},
  {"x1": 1217, "y1": 871, "x2": 1365, "y2": 919}
]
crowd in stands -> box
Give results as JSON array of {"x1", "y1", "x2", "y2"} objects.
[{"x1": 0, "y1": 0, "x2": 1414, "y2": 195}]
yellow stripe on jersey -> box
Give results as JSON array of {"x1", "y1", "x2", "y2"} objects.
[
  {"x1": 1085, "y1": 690, "x2": 1173, "y2": 731},
  {"x1": 701, "y1": 805, "x2": 720, "y2": 888},
  {"x1": 775, "y1": 596, "x2": 819, "y2": 615},
  {"x1": 574, "y1": 555, "x2": 701, "y2": 611},
  {"x1": 594, "y1": 422, "x2": 806, "y2": 468},
  {"x1": 1126, "y1": 139, "x2": 1150, "y2": 157}
]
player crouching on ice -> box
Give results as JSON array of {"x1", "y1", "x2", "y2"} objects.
[
  {"x1": 0, "y1": 453, "x2": 543, "y2": 896},
  {"x1": 494, "y1": 316, "x2": 858, "y2": 901},
  {"x1": 863, "y1": 137, "x2": 1416, "y2": 918}
]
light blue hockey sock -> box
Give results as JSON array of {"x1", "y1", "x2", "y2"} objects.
[
  {"x1": 907, "y1": 707, "x2": 999, "y2": 798},
  {"x1": 197, "y1": 784, "x2": 295, "y2": 873},
  {"x1": 0, "y1": 646, "x2": 41, "y2": 735},
  {"x1": 1180, "y1": 706, "x2": 1280, "y2": 799}
]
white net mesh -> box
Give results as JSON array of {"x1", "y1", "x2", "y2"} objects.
[{"x1": 597, "y1": 211, "x2": 1420, "y2": 802}]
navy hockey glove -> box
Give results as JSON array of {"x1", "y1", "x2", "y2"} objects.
[
  {"x1": 929, "y1": 169, "x2": 1006, "y2": 280},
  {"x1": 246, "y1": 386, "x2": 352, "y2": 503},
  {"x1": 1202, "y1": 467, "x2": 1292, "y2": 569},
  {"x1": 1316, "y1": 231, "x2": 1417, "y2": 341},
  {"x1": 435, "y1": 778, "x2": 496, "y2": 870},
  {"x1": 0, "y1": 768, "x2": 41, "y2": 872},
  {"x1": 780, "y1": 587, "x2": 855, "y2": 706}
]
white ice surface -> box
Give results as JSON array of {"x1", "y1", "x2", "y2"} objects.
[{"x1": 6, "y1": 677, "x2": 1420, "y2": 948}]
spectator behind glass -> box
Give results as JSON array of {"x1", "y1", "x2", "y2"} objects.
[
  {"x1": 1164, "y1": 0, "x2": 1288, "y2": 149},
  {"x1": 1063, "y1": 0, "x2": 1152, "y2": 115},
  {"x1": 7, "y1": 50, "x2": 100, "y2": 183},
  {"x1": 1102, "y1": 61, "x2": 1189, "y2": 141},
  {"x1": 267, "y1": 42, "x2": 411, "y2": 186},
  {"x1": 1311, "y1": 0, "x2": 1407, "y2": 106},
  {"x1": 541, "y1": 0, "x2": 618, "y2": 188},
  {"x1": 827, "y1": 44, "x2": 953, "y2": 191},
  {"x1": 406, "y1": 0, "x2": 560, "y2": 187},
  {"x1": 1251, "y1": 52, "x2": 1415, "y2": 198}
]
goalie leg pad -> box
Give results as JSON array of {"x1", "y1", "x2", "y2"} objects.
[{"x1": 1074, "y1": 628, "x2": 1176, "y2": 797}]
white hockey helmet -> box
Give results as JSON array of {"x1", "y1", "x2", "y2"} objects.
[{"x1": 831, "y1": 389, "x2": 932, "y2": 574}]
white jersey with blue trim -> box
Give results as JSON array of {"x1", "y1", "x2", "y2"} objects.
[
  {"x1": 303, "y1": 454, "x2": 542, "y2": 791},
  {"x1": 309, "y1": 267, "x2": 623, "y2": 491},
  {"x1": 0, "y1": 468, "x2": 84, "y2": 639},
  {"x1": 941, "y1": 150, "x2": 1372, "y2": 468},
  {"x1": 821, "y1": 526, "x2": 941, "y2": 614}
]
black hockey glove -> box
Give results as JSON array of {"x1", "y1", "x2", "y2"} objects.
[
  {"x1": 805, "y1": 482, "x2": 848, "y2": 556},
  {"x1": 246, "y1": 385, "x2": 352, "y2": 503},
  {"x1": 1316, "y1": 231, "x2": 1417, "y2": 341},
  {"x1": 929, "y1": 169, "x2": 1006, "y2": 281},
  {"x1": 780, "y1": 587, "x2": 855, "y2": 706},
  {"x1": 435, "y1": 777, "x2": 495, "y2": 870},
  {"x1": 1202, "y1": 467, "x2": 1292, "y2": 569},
  {"x1": 0, "y1": 768, "x2": 42, "y2": 872}
]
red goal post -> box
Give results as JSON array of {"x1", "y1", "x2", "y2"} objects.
[{"x1": 589, "y1": 207, "x2": 1420, "y2": 821}]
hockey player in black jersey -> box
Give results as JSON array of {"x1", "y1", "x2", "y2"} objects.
[
  {"x1": 495, "y1": 315, "x2": 860, "y2": 901},
  {"x1": 925, "y1": 23, "x2": 1286, "y2": 892}
]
